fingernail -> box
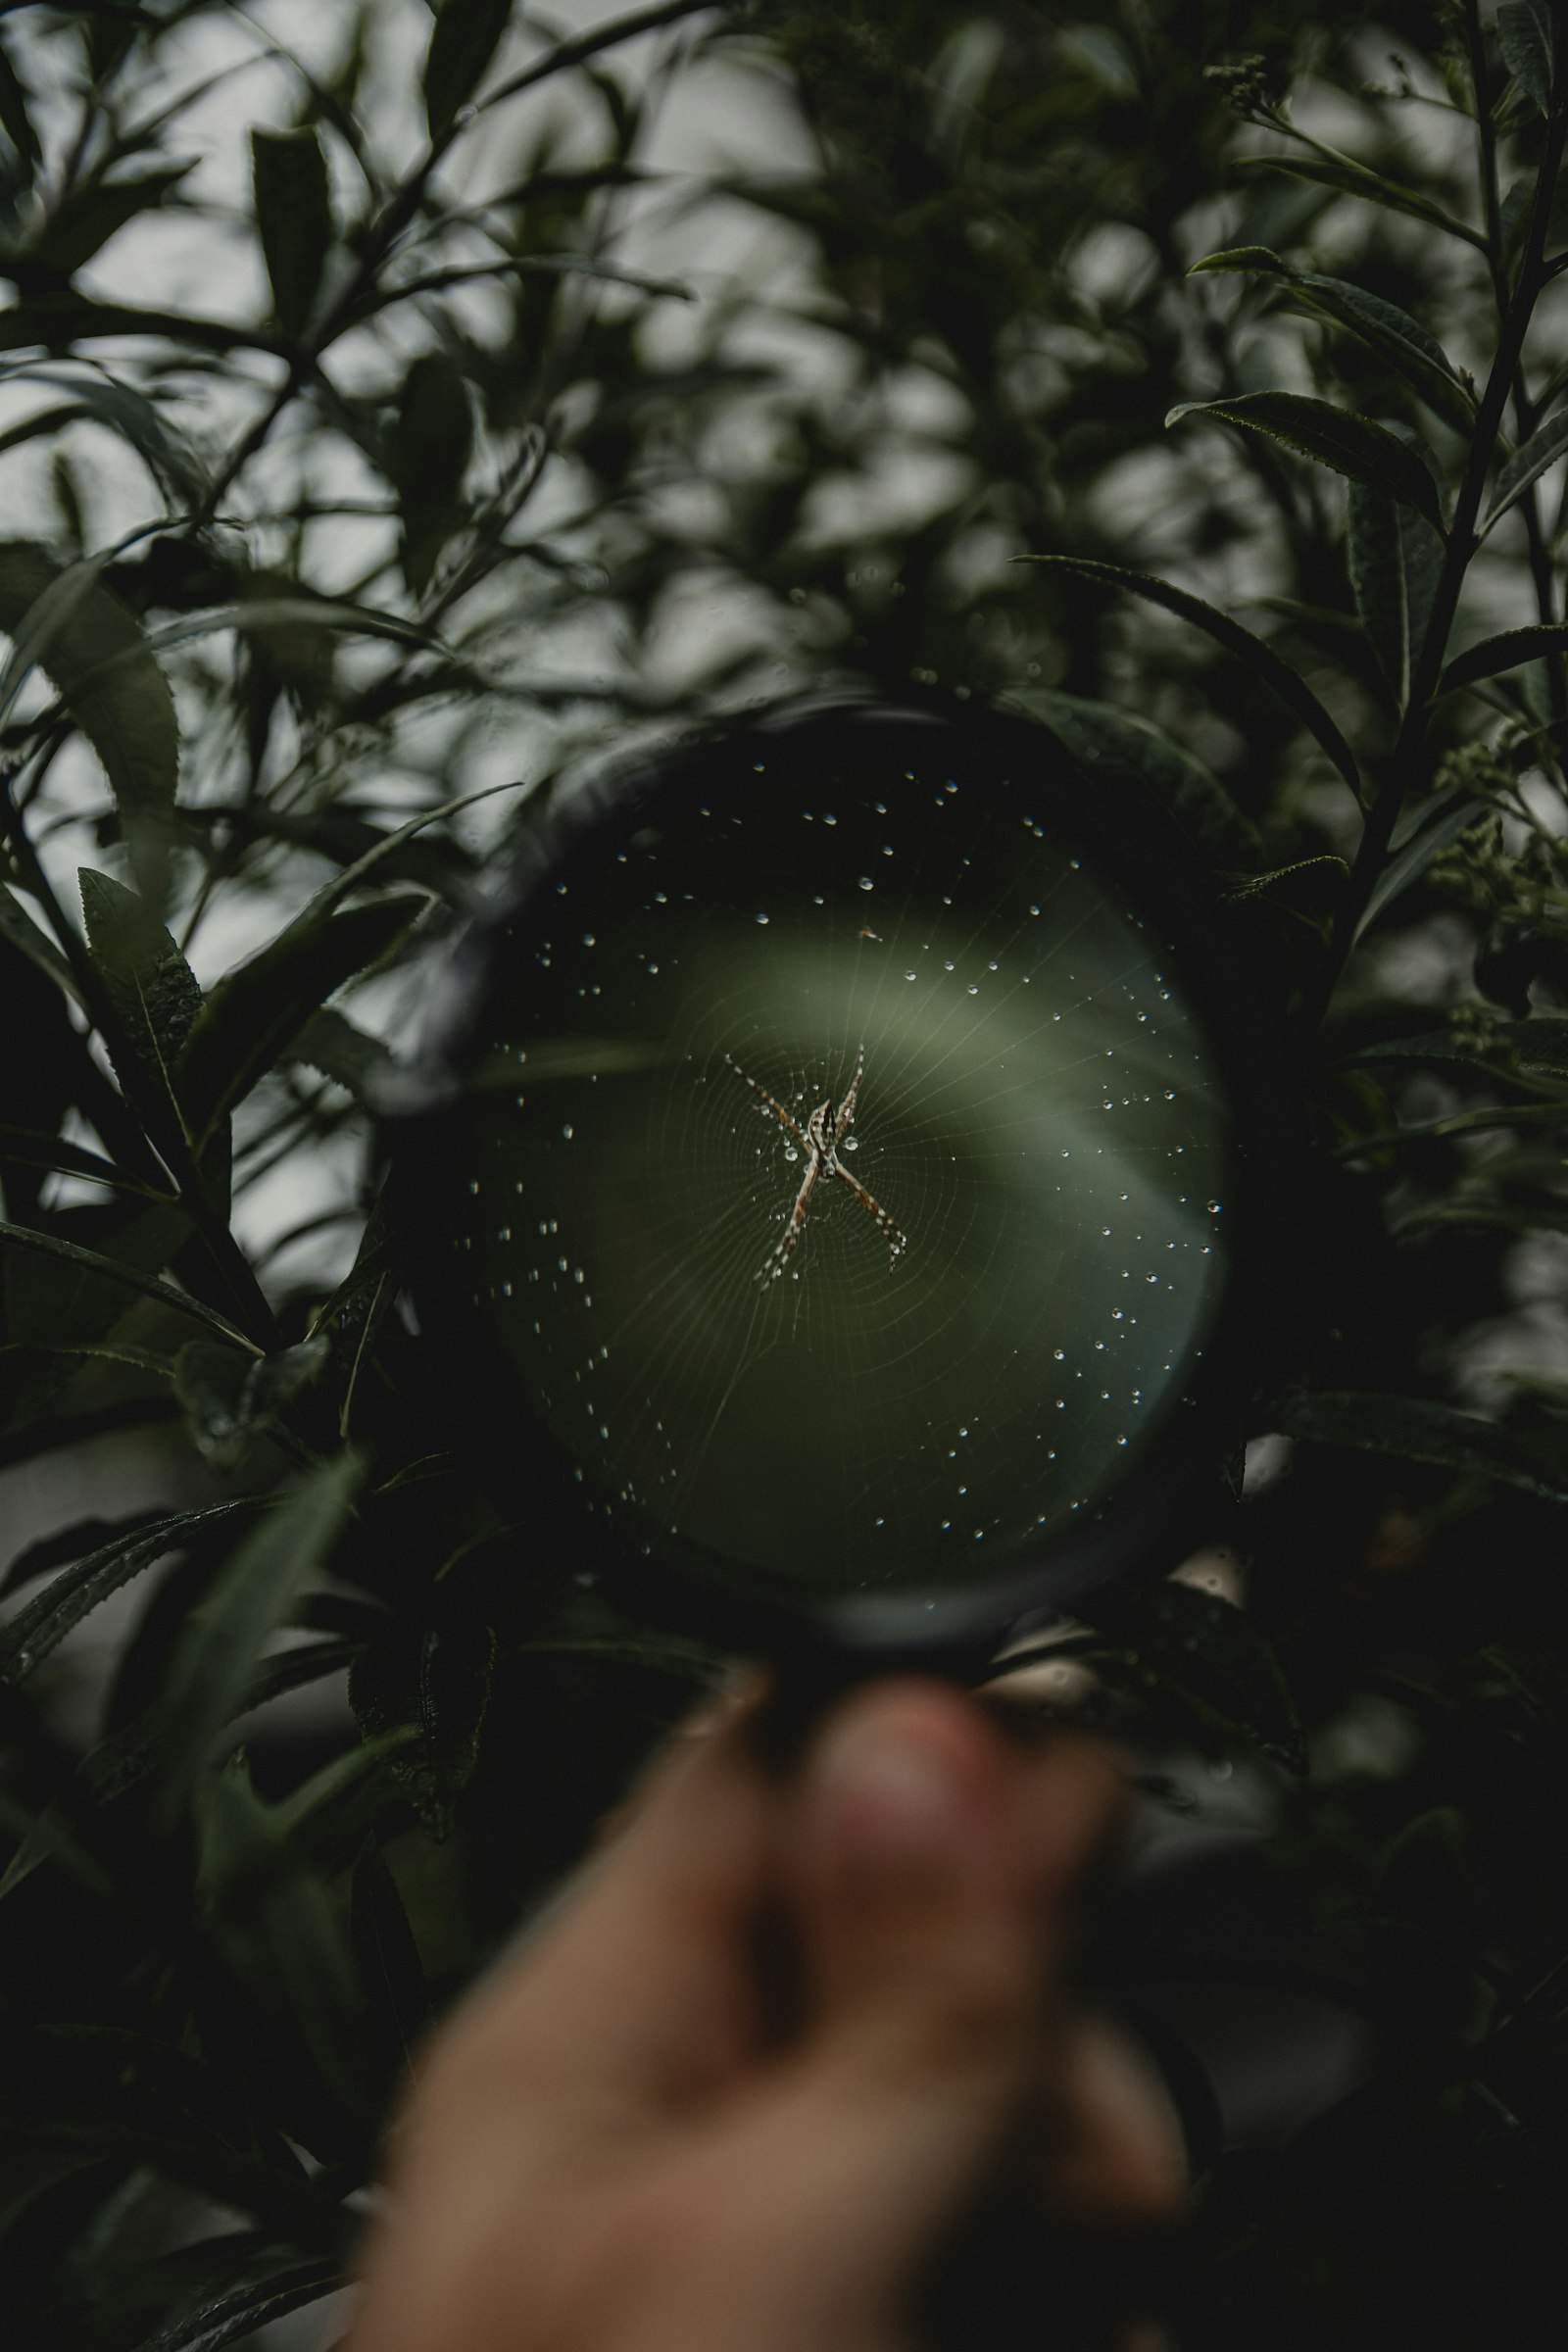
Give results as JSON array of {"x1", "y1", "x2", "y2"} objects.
[{"x1": 810, "y1": 1708, "x2": 987, "y2": 1869}]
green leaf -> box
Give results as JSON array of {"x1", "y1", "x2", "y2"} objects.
[
  {"x1": 0, "y1": 30, "x2": 40, "y2": 179},
  {"x1": 1347, "y1": 482, "x2": 1408, "y2": 704},
  {"x1": 0, "y1": 1499, "x2": 263, "y2": 1689},
  {"x1": 0, "y1": 543, "x2": 178, "y2": 903},
  {"x1": 0, "y1": 1641, "x2": 359, "y2": 1902},
  {"x1": 1358, "y1": 788, "x2": 1487, "y2": 935},
  {"x1": 1191, "y1": 247, "x2": 1474, "y2": 432},
  {"x1": 172, "y1": 1336, "x2": 328, "y2": 1470},
  {"x1": 152, "y1": 1454, "x2": 362, "y2": 1819},
  {"x1": 1498, "y1": 2, "x2": 1554, "y2": 116},
  {"x1": 0, "y1": 1217, "x2": 257, "y2": 1352},
  {"x1": 1014, "y1": 554, "x2": 1364, "y2": 803},
  {"x1": 125, "y1": 2256, "x2": 342, "y2": 2352},
  {"x1": 386, "y1": 350, "x2": 474, "y2": 594},
  {"x1": 1440, "y1": 623, "x2": 1568, "y2": 696},
  {"x1": 1166, "y1": 392, "x2": 1446, "y2": 533},
  {"x1": 350, "y1": 1615, "x2": 498, "y2": 1838},
  {"x1": 1230, "y1": 150, "x2": 1487, "y2": 251},
  {"x1": 0, "y1": 884, "x2": 80, "y2": 1000},
  {"x1": 270, "y1": 1729, "x2": 415, "y2": 1863},
  {"x1": 79, "y1": 867, "x2": 204, "y2": 1147},
  {"x1": 285, "y1": 1005, "x2": 397, "y2": 1106},
  {"x1": 424, "y1": 0, "x2": 513, "y2": 141},
  {"x1": 29, "y1": 162, "x2": 196, "y2": 278},
  {"x1": 193, "y1": 1751, "x2": 363, "y2": 2124},
  {"x1": 250, "y1": 126, "x2": 332, "y2": 342},
  {"x1": 1282, "y1": 1391, "x2": 1568, "y2": 1508},
  {"x1": 1002, "y1": 686, "x2": 1259, "y2": 859},
  {"x1": 1484, "y1": 407, "x2": 1568, "y2": 532},
  {"x1": 177, "y1": 895, "x2": 425, "y2": 1148},
  {"x1": 0, "y1": 362, "x2": 207, "y2": 507}
]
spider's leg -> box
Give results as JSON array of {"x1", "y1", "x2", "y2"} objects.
[
  {"x1": 757, "y1": 1156, "x2": 820, "y2": 1282},
  {"x1": 723, "y1": 1054, "x2": 809, "y2": 1151},
  {"x1": 833, "y1": 1161, "x2": 907, "y2": 1269},
  {"x1": 835, "y1": 1038, "x2": 866, "y2": 1132}
]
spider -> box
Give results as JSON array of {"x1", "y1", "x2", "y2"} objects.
[{"x1": 723, "y1": 1040, "x2": 908, "y2": 1283}]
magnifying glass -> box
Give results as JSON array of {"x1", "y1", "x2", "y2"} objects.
[{"x1": 385, "y1": 696, "x2": 1297, "y2": 1681}]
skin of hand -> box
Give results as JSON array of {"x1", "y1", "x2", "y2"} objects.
[{"x1": 345, "y1": 1677, "x2": 1187, "y2": 2352}]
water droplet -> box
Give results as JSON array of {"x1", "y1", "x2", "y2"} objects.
[
  {"x1": 784, "y1": 1147, "x2": 799, "y2": 1162},
  {"x1": 1206, "y1": 1199, "x2": 1222, "y2": 1214},
  {"x1": 905, "y1": 968, "x2": 917, "y2": 981},
  {"x1": 843, "y1": 1135, "x2": 858, "y2": 1152},
  {"x1": 756, "y1": 911, "x2": 769, "y2": 925},
  {"x1": 858, "y1": 875, "x2": 874, "y2": 891},
  {"x1": 966, "y1": 983, "x2": 979, "y2": 995},
  {"x1": 1053, "y1": 1348, "x2": 1066, "y2": 1360},
  {"x1": 562, "y1": 1123, "x2": 574, "y2": 1140}
]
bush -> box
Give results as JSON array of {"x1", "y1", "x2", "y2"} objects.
[{"x1": 3, "y1": 2, "x2": 1568, "y2": 2343}]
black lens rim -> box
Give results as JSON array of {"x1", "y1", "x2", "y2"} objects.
[{"x1": 383, "y1": 693, "x2": 1302, "y2": 1670}]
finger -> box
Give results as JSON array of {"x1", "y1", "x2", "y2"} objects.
[
  {"x1": 661, "y1": 1685, "x2": 1127, "y2": 2340},
  {"x1": 1039, "y1": 2009, "x2": 1190, "y2": 2225}
]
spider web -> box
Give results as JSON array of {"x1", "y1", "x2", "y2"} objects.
[{"x1": 449, "y1": 740, "x2": 1234, "y2": 1594}]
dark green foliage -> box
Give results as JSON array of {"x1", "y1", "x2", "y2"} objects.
[{"x1": 3, "y1": 2, "x2": 1568, "y2": 2345}]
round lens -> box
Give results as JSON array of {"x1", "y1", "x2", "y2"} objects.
[{"x1": 423, "y1": 717, "x2": 1239, "y2": 1601}]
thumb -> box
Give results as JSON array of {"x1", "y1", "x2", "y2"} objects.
[{"x1": 694, "y1": 1686, "x2": 1122, "y2": 2344}]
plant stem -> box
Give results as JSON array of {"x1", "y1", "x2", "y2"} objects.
[{"x1": 1302, "y1": 100, "x2": 1568, "y2": 1033}]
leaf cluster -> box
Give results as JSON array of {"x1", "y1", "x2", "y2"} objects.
[{"x1": 3, "y1": 2, "x2": 1568, "y2": 2344}]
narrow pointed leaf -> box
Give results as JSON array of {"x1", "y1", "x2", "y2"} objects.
[
  {"x1": 1166, "y1": 393, "x2": 1446, "y2": 532},
  {"x1": 172, "y1": 1336, "x2": 328, "y2": 1470},
  {"x1": 0, "y1": 543, "x2": 178, "y2": 898},
  {"x1": 250, "y1": 126, "x2": 331, "y2": 340},
  {"x1": 1358, "y1": 788, "x2": 1487, "y2": 935},
  {"x1": 177, "y1": 896, "x2": 424, "y2": 1146},
  {"x1": 153, "y1": 1454, "x2": 362, "y2": 1818},
  {"x1": 115, "y1": 2256, "x2": 341, "y2": 2352},
  {"x1": 1284, "y1": 1390, "x2": 1568, "y2": 1508},
  {"x1": 1347, "y1": 482, "x2": 1408, "y2": 703},
  {"x1": 0, "y1": 1218, "x2": 259, "y2": 1351},
  {"x1": 0, "y1": 1499, "x2": 263, "y2": 1688},
  {"x1": 0, "y1": 886, "x2": 80, "y2": 999},
  {"x1": 1015, "y1": 555, "x2": 1363, "y2": 802},
  {"x1": 1440, "y1": 623, "x2": 1568, "y2": 695},
  {"x1": 1004, "y1": 686, "x2": 1258, "y2": 858},
  {"x1": 1498, "y1": 2, "x2": 1554, "y2": 115},
  {"x1": 1192, "y1": 247, "x2": 1474, "y2": 430},
  {"x1": 424, "y1": 0, "x2": 513, "y2": 140},
  {"x1": 1484, "y1": 408, "x2": 1568, "y2": 532},
  {"x1": 79, "y1": 867, "x2": 204, "y2": 1144},
  {"x1": 285, "y1": 1006, "x2": 397, "y2": 1106},
  {"x1": 1230, "y1": 151, "x2": 1486, "y2": 251},
  {"x1": 0, "y1": 362, "x2": 207, "y2": 506}
]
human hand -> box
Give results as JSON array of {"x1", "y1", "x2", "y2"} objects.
[{"x1": 346, "y1": 1676, "x2": 1186, "y2": 2352}]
